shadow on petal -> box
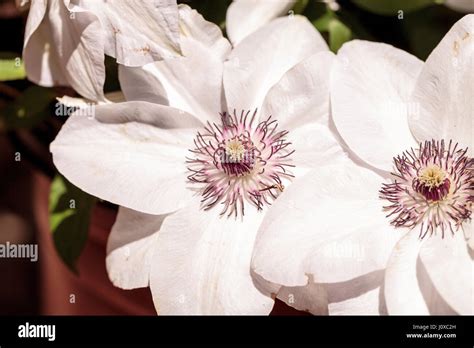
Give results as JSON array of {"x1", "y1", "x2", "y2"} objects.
[
  {"x1": 324, "y1": 269, "x2": 384, "y2": 303},
  {"x1": 417, "y1": 254, "x2": 457, "y2": 315}
]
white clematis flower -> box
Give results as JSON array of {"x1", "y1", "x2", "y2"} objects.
[
  {"x1": 23, "y1": 0, "x2": 181, "y2": 102},
  {"x1": 252, "y1": 14, "x2": 473, "y2": 315},
  {"x1": 51, "y1": 5, "x2": 340, "y2": 314}
]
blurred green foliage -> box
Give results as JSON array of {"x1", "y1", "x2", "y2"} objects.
[
  {"x1": 352, "y1": 0, "x2": 439, "y2": 15},
  {"x1": 0, "y1": 56, "x2": 25, "y2": 81},
  {"x1": 49, "y1": 174, "x2": 96, "y2": 273},
  {"x1": 1, "y1": 85, "x2": 57, "y2": 130},
  {"x1": 328, "y1": 18, "x2": 352, "y2": 52},
  {"x1": 313, "y1": 10, "x2": 352, "y2": 52},
  {"x1": 293, "y1": 0, "x2": 310, "y2": 14}
]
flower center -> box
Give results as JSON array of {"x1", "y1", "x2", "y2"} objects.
[
  {"x1": 225, "y1": 138, "x2": 246, "y2": 162},
  {"x1": 187, "y1": 110, "x2": 295, "y2": 217},
  {"x1": 380, "y1": 140, "x2": 473, "y2": 238},
  {"x1": 221, "y1": 136, "x2": 255, "y2": 176},
  {"x1": 414, "y1": 165, "x2": 450, "y2": 201}
]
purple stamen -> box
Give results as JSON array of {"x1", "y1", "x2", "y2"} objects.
[
  {"x1": 380, "y1": 140, "x2": 473, "y2": 238},
  {"x1": 187, "y1": 109, "x2": 294, "y2": 217}
]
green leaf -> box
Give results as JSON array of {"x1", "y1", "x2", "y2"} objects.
[
  {"x1": 328, "y1": 18, "x2": 352, "y2": 52},
  {"x1": 1, "y1": 86, "x2": 56, "y2": 130},
  {"x1": 312, "y1": 10, "x2": 335, "y2": 32},
  {"x1": 312, "y1": 7, "x2": 352, "y2": 53},
  {"x1": 352, "y1": 0, "x2": 437, "y2": 15},
  {"x1": 49, "y1": 175, "x2": 96, "y2": 273},
  {"x1": 313, "y1": 12, "x2": 352, "y2": 53},
  {"x1": 0, "y1": 57, "x2": 26, "y2": 81}
]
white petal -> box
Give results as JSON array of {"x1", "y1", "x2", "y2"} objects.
[
  {"x1": 418, "y1": 232, "x2": 473, "y2": 314},
  {"x1": 23, "y1": 0, "x2": 46, "y2": 47},
  {"x1": 226, "y1": 0, "x2": 296, "y2": 46},
  {"x1": 331, "y1": 40, "x2": 423, "y2": 172},
  {"x1": 70, "y1": 0, "x2": 181, "y2": 65},
  {"x1": 252, "y1": 157, "x2": 401, "y2": 288},
  {"x1": 325, "y1": 268, "x2": 387, "y2": 315},
  {"x1": 25, "y1": 0, "x2": 181, "y2": 101},
  {"x1": 408, "y1": 15, "x2": 474, "y2": 155},
  {"x1": 23, "y1": 0, "x2": 69, "y2": 89},
  {"x1": 261, "y1": 51, "x2": 335, "y2": 130},
  {"x1": 445, "y1": 0, "x2": 474, "y2": 13},
  {"x1": 289, "y1": 122, "x2": 346, "y2": 173},
  {"x1": 92, "y1": 101, "x2": 202, "y2": 128},
  {"x1": 37, "y1": 0, "x2": 106, "y2": 101},
  {"x1": 328, "y1": 286, "x2": 385, "y2": 315},
  {"x1": 55, "y1": 91, "x2": 123, "y2": 109},
  {"x1": 464, "y1": 221, "x2": 474, "y2": 251},
  {"x1": 149, "y1": 202, "x2": 274, "y2": 314},
  {"x1": 56, "y1": 95, "x2": 95, "y2": 109},
  {"x1": 50, "y1": 102, "x2": 201, "y2": 215},
  {"x1": 119, "y1": 6, "x2": 230, "y2": 123},
  {"x1": 118, "y1": 65, "x2": 168, "y2": 105},
  {"x1": 385, "y1": 231, "x2": 430, "y2": 315},
  {"x1": 119, "y1": 40, "x2": 225, "y2": 123},
  {"x1": 106, "y1": 207, "x2": 167, "y2": 289},
  {"x1": 253, "y1": 270, "x2": 330, "y2": 314},
  {"x1": 224, "y1": 15, "x2": 328, "y2": 112},
  {"x1": 178, "y1": 4, "x2": 231, "y2": 59},
  {"x1": 274, "y1": 270, "x2": 386, "y2": 315}
]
